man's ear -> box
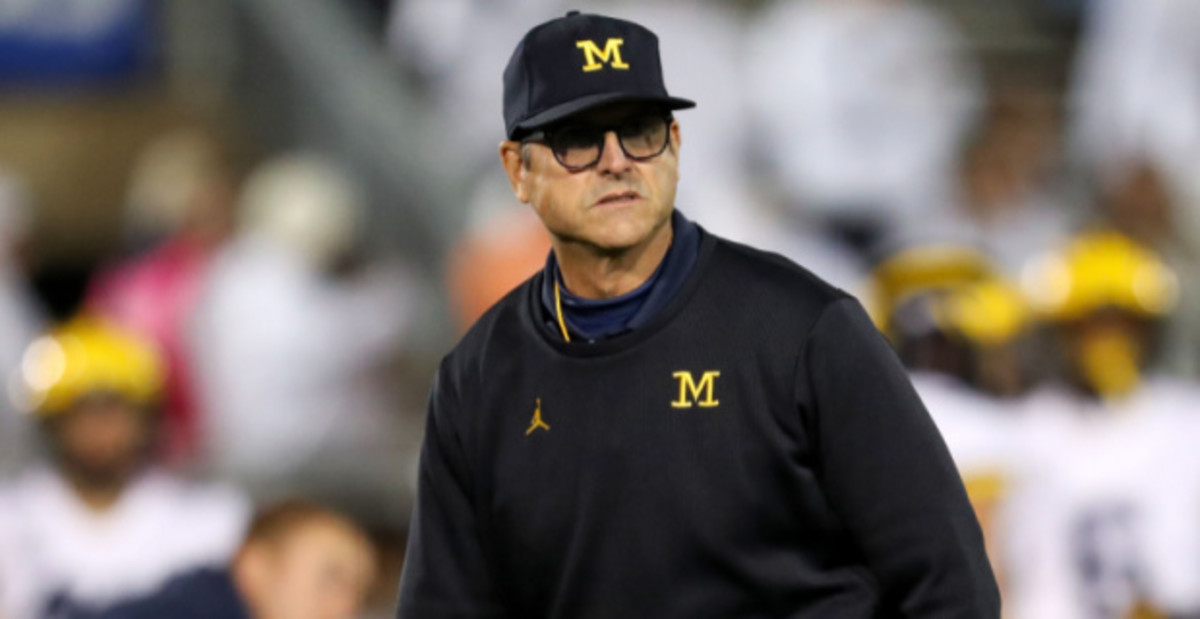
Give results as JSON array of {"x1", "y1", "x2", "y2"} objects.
[
  {"x1": 499, "y1": 141, "x2": 531, "y2": 204},
  {"x1": 231, "y1": 543, "x2": 273, "y2": 605}
]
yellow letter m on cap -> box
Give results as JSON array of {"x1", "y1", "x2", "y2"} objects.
[
  {"x1": 576, "y1": 38, "x2": 630, "y2": 72},
  {"x1": 672, "y1": 371, "x2": 720, "y2": 409}
]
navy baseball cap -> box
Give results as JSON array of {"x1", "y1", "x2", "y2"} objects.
[{"x1": 503, "y1": 11, "x2": 696, "y2": 140}]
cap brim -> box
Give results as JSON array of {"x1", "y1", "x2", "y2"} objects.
[{"x1": 510, "y1": 92, "x2": 696, "y2": 139}]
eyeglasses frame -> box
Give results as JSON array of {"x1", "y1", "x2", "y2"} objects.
[{"x1": 520, "y1": 113, "x2": 675, "y2": 172}]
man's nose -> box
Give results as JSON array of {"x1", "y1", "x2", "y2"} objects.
[{"x1": 595, "y1": 131, "x2": 632, "y2": 174}]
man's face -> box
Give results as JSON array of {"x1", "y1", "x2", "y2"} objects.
[
  {"x1": 47, "y1": 393, "x2": 151, "y2": 489},
  {"x1": 1061, "y1": 309, "x2": 1150, "y2": 399},
  {"x1": 501, "y1": 102, "x2": 682, "y2": 253},
  {"x1": 245, "y1": 519, "x2": 377, "y2": 619}
]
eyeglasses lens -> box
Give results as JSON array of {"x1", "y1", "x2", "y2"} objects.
[{"x1": 551, "y1": 116, "x2": 669, "y2": 169}]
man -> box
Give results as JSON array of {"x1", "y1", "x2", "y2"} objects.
[
  {"x1": 0, "y1": 316, "x2": 248, "y2": 619},
  {"x1": 78, "y1": 500, "x2": 378, "y2": 619},
  {"x1": 398, "y1": 11, "x2": 998, "y2": 618}
]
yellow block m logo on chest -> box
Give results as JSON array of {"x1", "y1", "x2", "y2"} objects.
[
  {"x1": 576, "y1": 38, "x2": 630, "y2": 72},
  {"x1": 672, "y1": 371, "x2": 720, "y2": 409}
]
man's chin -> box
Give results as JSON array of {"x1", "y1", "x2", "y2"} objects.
[
  {"x1": 61, "y1": 459, "x2": 141, "y2": 490},
  {"x1": 582, "y1": 214, "x2": 670, "y2": 253},
  {"x1": 581, "y1": 231, "x2": 651, "y2": 255}
]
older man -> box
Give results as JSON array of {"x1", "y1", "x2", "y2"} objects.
[{"x1": 398, "y1": 11, "x2": 998, "y2": 618}]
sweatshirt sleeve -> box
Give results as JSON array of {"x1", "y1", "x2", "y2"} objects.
[
  {"x1": 801, "y1": 298, "x2": 1000, "y2": 617},
  {"x1": 397, "y1": 364, "x2": 507, "y2": 619}
]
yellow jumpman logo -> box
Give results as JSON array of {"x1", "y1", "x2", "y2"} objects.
[{"x1": 526, "y1": 398, "x2": 550, "y2": 435}]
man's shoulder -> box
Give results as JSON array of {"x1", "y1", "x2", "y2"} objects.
[
  {"x1": 706, "y1": 233, "x2": 851, "y2": 317},
  {"x1": 440, "y1": 272, "x2": 540, "y2": 383}
]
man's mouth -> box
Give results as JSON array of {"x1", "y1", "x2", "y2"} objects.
[{"x1": 596, "y1": 190, "x2": 641, "y2": 206}]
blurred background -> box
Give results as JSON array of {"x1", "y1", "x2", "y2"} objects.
[{"x1": 1, "y1": 0, "x2": 1200, "y2": 617}]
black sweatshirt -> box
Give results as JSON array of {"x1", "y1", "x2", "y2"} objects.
[{"x1": 397, "y1": 229, "x2": 999, "y2": 618}]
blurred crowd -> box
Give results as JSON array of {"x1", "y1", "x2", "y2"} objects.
[
  {"x1": 1, "y1": 0, "x2": 1200, "y2": 617},
  {"x1": 0, "y1": 130, "x2": 418, "y2": 617}
]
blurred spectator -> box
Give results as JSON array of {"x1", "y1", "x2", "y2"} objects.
[
  {"x1": 746, "y1": 0, "x2": 982, "y2": 256},
  {"x1": 76, "y1": 499, "x2": 377, "y2": 619},
  {"x1": 84, "y1": 128, "x2": 238, "y2": 464},
  {"x1": 0, "y1": 316, "x2": 248, "y2": 619},
  {"x1": 937, "y1": 93, "x2": 1076, "y2": 277},
  {"x1": 0, "y1": 169, "x2": 45, "y2": 478},
  {"x1": 190, "y1": 154, "x2": 416, "y2": 523},
  {"x1": 1008, "y1": 230, "x2": 1200, "y2": 617},
  {"x1": 0, "y1": 0, "x2": 158, "y2": 87},
  {"x1": 867, "y1": 244, "x2": 1031, "y2": 593},
  {"x1": 447, "y1": 177, "x2": 551, "y2": 332},
  {"x1": 1103, "y1": 163, "x2": 1174, "y2": 250}
]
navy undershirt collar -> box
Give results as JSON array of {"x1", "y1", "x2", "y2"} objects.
[{"x1": 541, "y1": 210, "x2": 701, "y2": 342}]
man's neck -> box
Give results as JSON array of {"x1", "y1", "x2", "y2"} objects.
[{"x1": 554, "y1": 219, "x2": 673, "y2": 299}]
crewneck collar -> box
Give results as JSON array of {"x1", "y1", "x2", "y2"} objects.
[{"x1": 539, "y1": 210, "x2": 702, "y2": 343}]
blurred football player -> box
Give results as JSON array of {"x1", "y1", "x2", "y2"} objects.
[
  {"x1": 870, "y1": 244, "x2": 1033, "y2": 397},
  {"x1": 0, "y1": 317, "x2": 248, "y2": 619},
  {"x1": 1008, "y1": 230, "x2": 1200, "y2": 618}
]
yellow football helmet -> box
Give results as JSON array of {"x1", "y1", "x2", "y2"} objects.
[
  {"x1": 943, "y1": 279, "x2": 1028, "y2": 347},
  {"x1": 1021, "y1": 230, "x2": 1178, "y2": 322},
  {"x1": 18, "y1": 316, "x2": 165, "y2": 417},
  {"x1": 868, "y1": 245, "x2": 1027, "y2": 346},
  {"x1": 1021, "y1": 230, "x2": 1178, "y2": 399}
]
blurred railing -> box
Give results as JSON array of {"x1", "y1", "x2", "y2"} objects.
[{"x1": 232, "y1": 0, "x2": 466, "y2": 263}]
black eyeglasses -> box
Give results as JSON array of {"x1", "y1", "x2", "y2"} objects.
[{"x1": 522, "y1": 113, "x2": 673, "y2": 171}]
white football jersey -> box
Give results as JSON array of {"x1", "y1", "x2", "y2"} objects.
[
  {"x1": 1004, "y1": 378, "x2": 1200, "y2": 619},
  {"x1": 0, "y1": 467, "x2": 249, "y2": 618}
]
